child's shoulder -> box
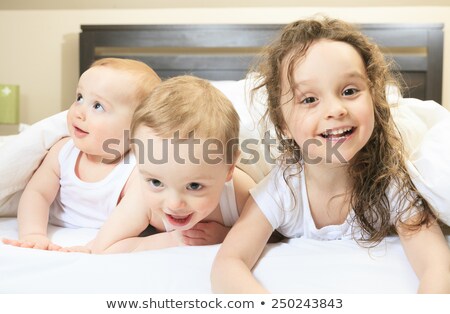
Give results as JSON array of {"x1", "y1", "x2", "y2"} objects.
[
  {"x1": 232, "y1": 167, "x2": 256, "y2": 214},
  {"x1": 251, "y1": 164, "x2": 303, "y2": 208},
  {"x1": 42, "y1": 136, "x2": 71, "y2": 164},
  {"x1": 48, "y1": 136, "x2": 71, "y2": 154},
  {"x1": 233, "y1": 167, "x2": 255, "y2": 187},
  {"x1": 35, "y1": 137, "x2": 71, "y2": 175},
  {"x1": 258, "y1": 164, "x2": 302, "y2": 187}
]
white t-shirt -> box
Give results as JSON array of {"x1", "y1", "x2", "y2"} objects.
[{"x1": 250, "y1": 164, "x2": 417, "y2": 240}]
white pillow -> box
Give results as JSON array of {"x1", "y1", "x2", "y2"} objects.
[
  {"x1": 211, "y1": 75, "x2": 273, "y2": 183},
  {"x1": 397, "y1": 98, "x2": 450, "y2": 225}
]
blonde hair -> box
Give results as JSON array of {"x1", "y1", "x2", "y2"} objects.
[
  {"x1": 131, "y1": 75, "x2": 240, "y2": 164},
  {"x1": 90, "y1": 58, "x2": 161, "y2": 107},
  {"x1": 253, "y1": 16, "x2": 436, "y2": 245}
]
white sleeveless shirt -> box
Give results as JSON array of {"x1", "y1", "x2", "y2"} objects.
[
  {"x1": 49, "y1": 139, "x2": 136, "y2": 228},
  {"x1": 218, "y1": 180, "x2": 240, "y2": 227}
]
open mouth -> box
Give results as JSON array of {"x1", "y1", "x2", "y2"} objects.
[
  {"x1": 320, "y1": 127, "x2": 355, "y2": 141},
  {"x1": 73, "y1": 126, "x2": 88, "y2": 137},
  {"x1": 165, "y1": 213, "x2": 193, "y2": 227}
]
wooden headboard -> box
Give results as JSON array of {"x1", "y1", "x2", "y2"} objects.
[{"x1": 79, "y1": 23, "x2": 443, "y2": 103}]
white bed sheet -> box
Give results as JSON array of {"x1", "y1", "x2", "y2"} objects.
[{"x1": 1, "y1": 217, "x2": 437, "y2": 294}]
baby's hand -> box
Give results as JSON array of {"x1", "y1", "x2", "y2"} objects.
[
  {"x1": 181, "y1": 221, "x2": 230, "y2": 246},
  {"x1": 58, "y1": 246, "x2": 92, "y2": 254},
  {"x1": 2, "y1": 234, "x2": 61, "y2": 251}
]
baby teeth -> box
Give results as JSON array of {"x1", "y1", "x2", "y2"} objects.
[{"x1": 322, "y1": 127, "x2": 352, "y2": 137}]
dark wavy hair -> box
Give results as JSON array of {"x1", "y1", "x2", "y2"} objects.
[{"x1": 252, "y1": 16, "x2": 436, "y2": 246}]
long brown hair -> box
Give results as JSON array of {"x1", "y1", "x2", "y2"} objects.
[{"x1": 253, "y1": 16, "x2": 436, "y2": 245}]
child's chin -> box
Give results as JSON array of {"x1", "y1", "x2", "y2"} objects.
[{"x1": 175, "y1": 225, "x2": 193, "y2": 231}]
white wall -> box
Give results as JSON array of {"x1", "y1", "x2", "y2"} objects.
[{"x1": 0, "y1": 7, "x2": 448, "y2": 124}]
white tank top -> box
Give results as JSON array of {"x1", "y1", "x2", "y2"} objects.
[
  {"x1": 49, "y1": 139, "x2": 136, "y2": 228},
  {"x1": 219, "y1": 180, "x2": 239, "y2": 227}
]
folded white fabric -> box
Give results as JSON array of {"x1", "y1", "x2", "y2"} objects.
[
  {"x1": 390, "y1": 98, "x2": 447, "y2": 154},
  {"x1": 390, "y1": 98, "x2": 450, "y2": 225},
  {"x1": 0, "y1": 110, "x2": 69, "y2": 216},
  {"x1": 409, "y1": 128, "x2": 450, "y2": 223},
  {"x1": 212, "y1": 77, "x2": 273, "y2": 182}
]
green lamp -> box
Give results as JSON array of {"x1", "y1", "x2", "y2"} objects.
[{"x1": 0, "y1": 84, "x2": 20, "y2": 124}]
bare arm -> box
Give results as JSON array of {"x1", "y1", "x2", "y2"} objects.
[
  {"x1": 211, "y1": 196, "x2": 273, "y2": 293},
  {"x1": 103, "y1": 231, "x2": 183, "y2": 253},
  {"x1": 90, "y1": 170, "x2": 153, "y2": 254},
  {"x1": 232, "y1": 167, "x2": 256, "y2": 214},
  {"x1": 398, "y1": 218, "x2": 450, "y2": 293},
  {"x1": 14, "y1": 138, "x2": 68, "y2": 249}
]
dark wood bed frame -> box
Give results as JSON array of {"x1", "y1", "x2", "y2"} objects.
[{"x1": 79, "y1": 24, "x2": 443, "y2": 103}]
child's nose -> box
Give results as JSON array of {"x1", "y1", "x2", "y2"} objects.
[
  {"x1": 325, "y1": 98, "x2": 348, "y2": 119},
  {"x1": 165, "y1": 195, "x2": 186, "y2": 212},
  {"x1": 74, "y1": 104, "x2": 86, "y2": 121}
]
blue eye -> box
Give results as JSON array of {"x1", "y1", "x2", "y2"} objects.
[
  {"x1": 342, "y1": 88, "x2": 359, "y2": 96},
  {"x1": 301, "y1": 96, "x2": 318, "y2": 104},
  {"x1": 148, "y1": 179, "x2": 164, "y2": 188},
  {"x1": 186, "y1": 182, "x2": 202, "y2": 191},
  {"x1": 76, "y1": 94, "x2": 84, "y2": 103},
  {"x1": 93, "y1": 102, "x2": 105, "y2": 111}
]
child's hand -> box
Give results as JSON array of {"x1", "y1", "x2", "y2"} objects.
[
  {"x1": 2, "y1": 235, "x2": 61, "y2": 251},
  {"x1": 58, "y1": 246, "x2": 92, "y2": 254},
  {"x1": 181, "y1": 221, "x2": 230, "y2": 246}
]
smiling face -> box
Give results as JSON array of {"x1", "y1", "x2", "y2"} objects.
[
  {"x1": 280, "y1": 39, "x2": 375, "y2": 165},
  {"x1": 67, "y1": 66, "x2": 138, "y2": 161},
  {"x1": 133, "y1": 126, "x2": 234, "y2": 231}
]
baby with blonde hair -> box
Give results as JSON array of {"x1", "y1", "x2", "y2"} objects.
[
  {"x1": 3, "y1": 58, "x2": 161, "y2": 250},
  {"x1": 86, "y1": 75, "x2": 255, "y2": 253}
]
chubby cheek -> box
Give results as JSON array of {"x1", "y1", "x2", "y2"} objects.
[
  {"x1": 100, "y1": 129, "x2": 131, "y2": 156},
  {"x1": 142, "y1": 190, "x2": 164, "y2": 217},
  {"x1": 66, "y1": 109, "x2": 75, "y2": 132},
  {"x1": 192, "y1": 195, "x2": 221, "y2": 220},
  {"x1": 357, "y1": 102, "x2": 375, "y2": 142},
  {"x1": 282, "y1": 104, "x2": 310, "y2": 138},
  {"x1": 193, "y1": 198, "x2": 214, "y2": 215},
  {"x1": 288, "y1": 118, "x2": 312, "y2": 151},
  {"x1": 106, "y1": 120, "x2": 130, "y2": 140},
  {"x1": 362, "y1": 117, "x2": 375, "y2": 145}
]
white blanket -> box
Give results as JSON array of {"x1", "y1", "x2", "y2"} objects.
[{"x1": 0, "y1": 217, "x2": 431, "y2": 293}]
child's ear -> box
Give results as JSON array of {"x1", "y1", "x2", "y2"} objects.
[
  {"x1": 226, "y1": 163, "x2": 236, "y2": 182},
  {"x1": 225, "y1": 150, "x2": 240, "y2": 181}
]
